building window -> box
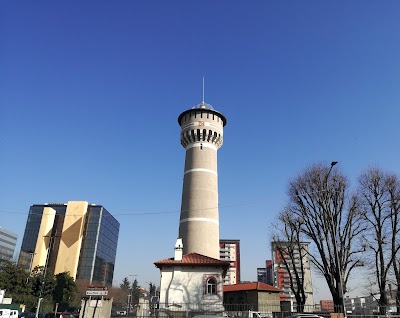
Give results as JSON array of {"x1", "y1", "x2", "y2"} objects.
[{"x1": 206, "y1": 277, "x2": 217, "y2": 295}]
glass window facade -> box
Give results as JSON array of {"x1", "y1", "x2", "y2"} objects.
[
  {"x1": 76, "y1": 206, "x2": 119, "y2": 286},
  {"x1": 18, "y1": 204, "x2": 67, "y2": 270},
  {"x1": 18, "y1": 203, "x2": 119, "y2": 286}
]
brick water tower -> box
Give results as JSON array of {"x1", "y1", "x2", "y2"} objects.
[{"x1": 177, "y1": 101, "x2": 226, "y2": 259}]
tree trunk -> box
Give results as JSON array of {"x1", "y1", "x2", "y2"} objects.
[
  {"x1": 379, "y1": 292, "x2": 388, "y2": 315},
  {"x1": 396, "y1": 288, "x2": 400, "y2": 314},
  {"x1": 332, "y1": 293, "x2": 344, "y2": 314}
]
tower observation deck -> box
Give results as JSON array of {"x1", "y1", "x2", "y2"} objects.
[{"x1": 177, "y1": 102, "x2": 226, "y2": 259}]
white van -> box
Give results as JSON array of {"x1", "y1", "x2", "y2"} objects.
[
  {"x1": 0, "y1": 309, "x2": 18, "y2": 318},
  {"x1": 0, "y1": 309, "x2": 10, "y2": 318},
  {"x1": 10, "y1": 310, "x2": 18, "y2": 318}
]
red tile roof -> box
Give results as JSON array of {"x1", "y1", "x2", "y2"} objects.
[
  {"x1": 223, "y1": 282, "x2": 281, "y2": 293},
  {"x1": 154, "y1": 253, "x2": 230, "y2": 268}
]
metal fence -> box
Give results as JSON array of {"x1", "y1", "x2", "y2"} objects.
[{"x1": 111, "y1": 303, "x2": 400, "y2": 318}]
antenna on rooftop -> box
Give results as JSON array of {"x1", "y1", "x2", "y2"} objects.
[{"x1": 202, "y1": 76, "x2": 205, "y2": 104}]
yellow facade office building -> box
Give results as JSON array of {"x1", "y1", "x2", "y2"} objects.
[{"x1": 18, "y1": 201, "x2": 119, "y2": 286}]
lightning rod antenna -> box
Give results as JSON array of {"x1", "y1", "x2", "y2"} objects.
[{"x1": 202, "y1": 76, "x2": 205, "y2": 104}]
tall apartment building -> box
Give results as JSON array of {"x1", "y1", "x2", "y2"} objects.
[
  {"x1": 219, "y1": 239, "x2": 240, "y2": 285},
  {"x1": 272, "y1": 241, "x2": 314, "y2": 308},
  {"x1": 257, "y1": 260, "x2": 273, "y2": 285},
  {"x1": 18, "y1": 201, "x2": 119, "y2": 286},
  {"x1": 257, "y1": 268, "x2": 268, "y2": 284},
  {"x1": 0, "y1": 227, "x2": 18, "y2": 262}
]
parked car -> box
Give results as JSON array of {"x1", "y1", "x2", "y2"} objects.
[
  {"x1": 19, "y1": 312, "x2": 45, "y2": 318},
  {"x1": 63, "y1": 307, "x2": 80, "y2": 318},
  {"x1": 192, "y1": 316, "x2": 226, "y2": 318},
  {"x1": 18, "y1": 312, "x2": 36, "y2": 318},
  {"x1": 0, "y1": 309, "x2": 19, "y2": 318},
  {"x1": 44, "y1": 313, "x2": 75, "y2": 318},
  {"x1": 285, "y1": 314, "x2": 324, "y2": 318}
]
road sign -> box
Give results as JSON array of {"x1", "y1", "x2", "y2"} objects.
[
  {"x1": 87, "y1": 286, "x2": 108, "y2": 290},
  {"x1": 86, "y1": 290, "x2": 108, "y2": 296}
]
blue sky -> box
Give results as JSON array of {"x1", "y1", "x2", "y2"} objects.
[{"x1": 1, "y1": 1, "x2": 400, "y2": 301}]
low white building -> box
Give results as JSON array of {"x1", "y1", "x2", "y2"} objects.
[{"x1": 154, "y1": 239, "x2": 230, "y2": 316}]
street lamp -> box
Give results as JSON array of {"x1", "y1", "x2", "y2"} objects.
[
  {"x1": 126, "y1": 294, "x2": 131, "y2": 317},
  {"x1": 28, "y1": 251, "x2": 36, "y2": 273},
  {"x1": 127, "y1": 275, "x2": 138, "y2": 317},
  {"x1": 325, "y1": 161, "x2": 338, "y2": 183},
  {"x1": 35, "y1": 233, "x2": 58, "y2": 318},
  {"x1": 326, "y1": 161, "x2": 346, "y2": 318},
  {"x1": 26, "y1": 251, "x2": 36, "y2": 284}
]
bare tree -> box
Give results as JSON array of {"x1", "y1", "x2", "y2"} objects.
[
  {"x1": 284, "y1": 163, "x2": 365, "y2": 312},
  {"x1": 387, "y1": 175, "x2": 400, "y2": 313},
  {"x1": 358, "y1": 168, "x2": 400, "y2": 314},
  {"x1": 272, "y1": 211, "x2": 310, "y2": 313}
]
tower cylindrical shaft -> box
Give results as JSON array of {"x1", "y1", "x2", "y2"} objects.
[{"x1": 178, "y1": 104, "x2": 226, "y2": 259}]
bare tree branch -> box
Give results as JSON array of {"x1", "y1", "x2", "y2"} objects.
[
  {"x1": 283, "y1": 163, "x2": 366, "y2": 311},
  {"x1": 357, "y1": 167, "x2": 400, "y2": 313}
]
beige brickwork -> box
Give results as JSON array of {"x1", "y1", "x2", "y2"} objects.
[{"x1": 178, "y1": 103, "x2": 226, "y2": 259}]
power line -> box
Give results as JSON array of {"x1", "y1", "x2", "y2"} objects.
[{"x1": 0, "y1": 202, "x2": 255, "y2": 218}]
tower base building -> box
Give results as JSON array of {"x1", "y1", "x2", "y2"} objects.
[{"x1": 154, "y1": 239, "x2": 229, "y2": 315}]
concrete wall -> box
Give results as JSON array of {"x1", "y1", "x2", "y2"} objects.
[
  {"x1": 224, "y1": 291, "x2": 280, "y2": 312},
  {"x1": 54, "y1": 201, "x2": 88, "y2": 278},
  {"x1": 80, "y1": 298, "x2": 112, "y2": 318},
  {"x1": 258, "y1": 292, "x2": 281, "y2": 309},
  {"x1": 32, "y1": 207, "x2": 56, "y2": 270}
]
